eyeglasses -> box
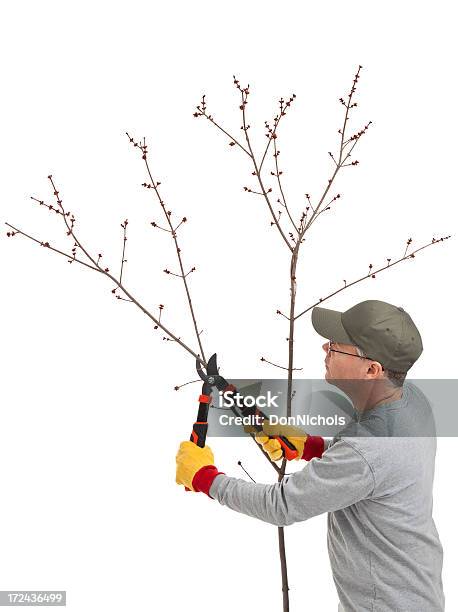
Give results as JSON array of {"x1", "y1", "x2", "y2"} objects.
[{"x1": 327, "y1": 339, "x2": 385, "y2": 371}]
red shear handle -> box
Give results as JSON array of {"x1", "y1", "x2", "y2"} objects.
[
  {"x1": 190, "y1": 421, "x2": 208, "y2": 447},
  {"x1": 186, "y1": 392, "x2": 212, "y2": 491},
  {"x1": 275, "y1": 435, "x2": 299, "y2": 460},
  {"x1": 185, "y1": 421, "x2": 208, "y2": 492}
]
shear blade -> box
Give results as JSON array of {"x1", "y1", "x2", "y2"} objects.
[
  {"x1": 196, "y1": 353, "x2": 218, "y2": 380},
  {"x1": 196, "y1": 358, "x2": 207, "y2": 381},
  {"x1": 206, "y1": 353, "x2": 218, "y2": 376}
]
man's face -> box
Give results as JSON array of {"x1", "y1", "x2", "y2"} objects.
[
  {"x1": 322, "y1": 340, "x2": 401, "y2": 408},
  {"x1": 322, "y1": 340, "x2": 372, "y2": 381}
]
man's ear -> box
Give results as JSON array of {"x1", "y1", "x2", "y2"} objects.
[{"x1": 368, "y1": 362, "x2": 384, "y2": 378}]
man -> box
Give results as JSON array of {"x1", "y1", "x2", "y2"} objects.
[{"x1": 176, "y1": 300, "x2": 445, "y2": 611}]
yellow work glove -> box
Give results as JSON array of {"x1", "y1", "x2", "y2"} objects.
[
  {"x1": 175, "y1": 441, "x2": 215, "y2": 491},
  {"x1": 252, "y1": 423, "x2": 308, "y2": 461}
]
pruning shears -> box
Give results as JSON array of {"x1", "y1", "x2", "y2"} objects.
[
  {"x1": 189, "y1": 353, "x2": 220, "y2": 448},
  {"x1": 190, "y1": 353, "x2": 298, "y2": 460}
]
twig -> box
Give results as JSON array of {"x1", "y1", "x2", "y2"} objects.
[
  {"x1": 194, "y1": 81, "x2": 295, "y2": 251},
  {"x1": 6, "y1": 192, "x2": 206, "y2": 367},
  {"x1": 294, "y1": 235, "x2": 452, "y2": 320},
  {"x1": 273, "y1": 140, "x2": 298, "y2": 234},
  {"x1": 236, "y1": 81, "x2": 294, "y2": 251},
  {"x1": 299, "y1": 66, "x2": 370, "y2": 241},
  {"x1": 237, "y1": 460, "x2": 256, "y2": 483},
  {"x1": 260, "y1": 357, "x2": 303, "y2": 371},
  {"x1": 6, "y1": 223, "x2": 99, "y2": 272},
  {"x1": 174, "y1": 378, "x2": 201, "y2": 391},
  {"x1": 119, "y1": 218, "x2": 128, "y2": 284},
  {"x1": 194, "y1": 95, "x2": 251, "y2": 156},
  {"x1": 127, "y1": 133, "x2": 207, "y2": 363},
  {"x1": 260, "y1": 93, "x2": 296, "y2": 173}
]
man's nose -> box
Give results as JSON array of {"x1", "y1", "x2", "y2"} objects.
[{"x1": 322, "y1": 342, "x2": 328, "y2": 353}]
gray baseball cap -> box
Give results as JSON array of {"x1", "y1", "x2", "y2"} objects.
[{"x1": 311, "y1": 299, "x2": 423, "y2": 372}]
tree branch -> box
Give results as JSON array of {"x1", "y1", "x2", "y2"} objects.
[
  {"x1": 6, "y1": 193, "x2": 207, "y2": 368},
  {"x1": 127, "y1": 133, "x2": 207, "y2": 363},
  {"x1": 273, "y1": 140, "x2": 298, "y2": 234},
  {"x1": 235, "y1": 80, "x2": 294, "y2": 251},
  {"x1": 260, "y1": 356, "x2": 303, "y2": 371},
  {"x1": 294, "y1": 235, "x2": 452, "y2": 321},
  {"x1": 119, "y1": 218, "x2": 128, "y2": 284}
]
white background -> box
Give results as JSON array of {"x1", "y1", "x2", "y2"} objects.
[{"x1": 2, "y1": 1, "x2": 457, "y2": 610}]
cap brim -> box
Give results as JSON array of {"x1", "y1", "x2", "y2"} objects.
[{"x1": 311, "y1": 306, "x2": 354, "y2": 344}]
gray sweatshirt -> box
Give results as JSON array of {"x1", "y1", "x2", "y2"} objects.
[{"x1": 209, "y1": 382, "x2": 445, "y2": 611}]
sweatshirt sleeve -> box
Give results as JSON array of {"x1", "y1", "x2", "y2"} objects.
[{"x1": 209, "y1": 439, "x2": 375, "y2": 527}]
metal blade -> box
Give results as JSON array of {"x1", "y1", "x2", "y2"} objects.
[
  {"x1": 196, "y1": 357, "x2": 207, "y2": 381},
  {"x1": 206, "y1": 353, "x2": 218, "y2": 376}
]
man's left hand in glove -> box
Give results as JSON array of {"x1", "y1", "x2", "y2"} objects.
[
  {"x1": 245, "y1": 422, "x2": 326, "y2": 462},
  {"x1": 175, "y1": 441, "x2": 224, "y2": 496},
  {"x1": 253, "y1": 423, "x2": 308, "y2": 461}
]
